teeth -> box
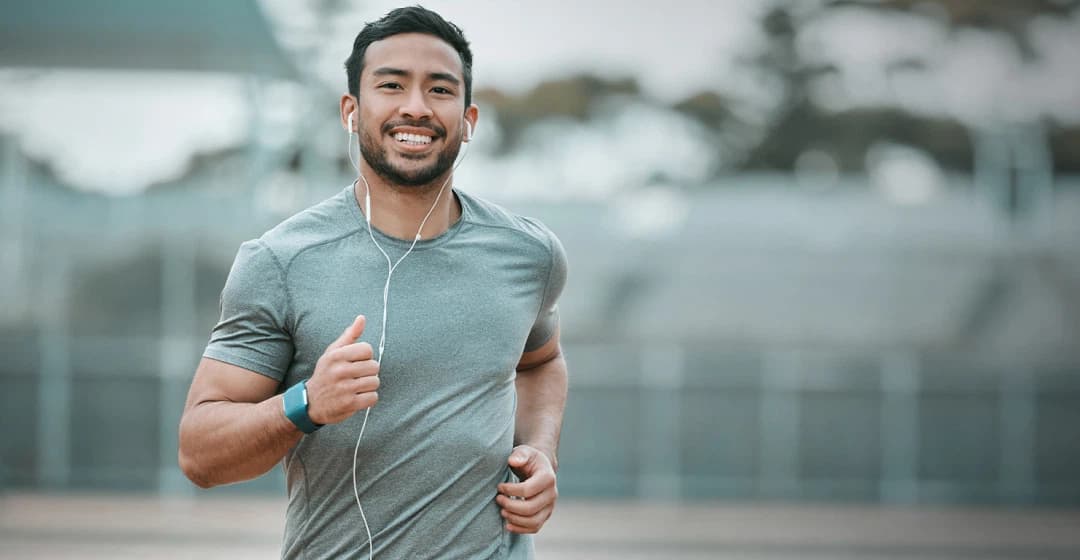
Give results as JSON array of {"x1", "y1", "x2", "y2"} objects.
[{"x1": 393, "y1": 132, "x2": 432, "y2": 145}]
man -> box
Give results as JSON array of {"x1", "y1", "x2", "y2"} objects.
[{"x1": 178, "y1": 6, "x2": 568, "y2": 559}]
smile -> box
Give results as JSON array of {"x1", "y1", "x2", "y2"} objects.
[{"x1": 393, "y1": 132, "x2": 433, "y2": 145}]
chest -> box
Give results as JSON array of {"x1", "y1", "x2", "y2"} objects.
[{"x1": 284, "y1": 241, "x2": 547, "y2": 387}]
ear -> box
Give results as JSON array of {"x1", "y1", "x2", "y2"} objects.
[
  {"x1": 463, "y1": 103, "x2": 479, "y2": 142},
  {"x1": 340, "y1": 94, "x2": 358, "y2": 133}
]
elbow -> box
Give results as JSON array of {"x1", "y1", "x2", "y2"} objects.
[
  {"x1": 177, "y1": 416, "x2": 217, "y2": 489},
  {"x1": 178, "y1": 448, "x2": 216, "y2": 489}
]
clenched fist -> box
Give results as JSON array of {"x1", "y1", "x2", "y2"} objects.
[
  {"x1": 496, "y1": 445, "x2": 558, "y2": 534},
  {"x1": 305, "y1": 315, "x2": 380, "y2": 425}
]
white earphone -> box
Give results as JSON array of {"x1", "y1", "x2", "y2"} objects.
[{"x1": 343, "y1": 105, "x2": 473, "y2": 560}]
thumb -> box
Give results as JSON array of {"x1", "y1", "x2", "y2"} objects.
[
  {"x1": 508, "y1": 446, "x2": 532, "y2": 468},
  {"x1": 328, "y1": 314, "x2": 366, "y2": 350}
]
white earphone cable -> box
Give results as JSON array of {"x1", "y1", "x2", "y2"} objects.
[{"x1": 346, "y1": 118, "x2": 471, "y2": 560}]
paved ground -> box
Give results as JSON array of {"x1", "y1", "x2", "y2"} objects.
[{"x1": 1, "y1": 493, "x2": 1079, "y2": 559}]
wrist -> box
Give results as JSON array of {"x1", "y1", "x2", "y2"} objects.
[
  {"x1": 282, "y1": 380, "x2": 323, "y2": 434},
  {"x1": 546, "y1": 450, "x2": 559, "y2": 473}
]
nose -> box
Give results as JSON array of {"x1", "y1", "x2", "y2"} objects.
[{"x1": 398, "y1": 89, "x2": 433, "y2": 121}]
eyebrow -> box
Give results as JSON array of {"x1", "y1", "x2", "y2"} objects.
[{"x1": 371, "y1": 67, "x2": 460, "y2": 85}]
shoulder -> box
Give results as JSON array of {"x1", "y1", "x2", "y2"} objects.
[
  {"x1": 253, "y1": 185, "x2": 363, "y2": 269},
  {"x1": 457, "y1": 190, "x2": 561, "y2": 256}
]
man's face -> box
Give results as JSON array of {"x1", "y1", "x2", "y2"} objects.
[{"x1": 356, "y1": 33, "x2": 471, "y2": 188}]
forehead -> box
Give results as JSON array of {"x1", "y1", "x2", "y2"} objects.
[{"x1": 362, "y1": 32, "x2": 464, "y2": 81}]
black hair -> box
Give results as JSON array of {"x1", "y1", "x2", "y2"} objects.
[{"x1": 344, "y1": 6, "x2": 474, "y2": 107}]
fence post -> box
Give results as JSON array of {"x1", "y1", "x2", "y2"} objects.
[
  {"x1": 759, "y1": 350, "x2": 802, "y2": 498},
  {"x1": 636, "y1": 343, "x2": 684, "y2": 499},
  {"x1": 158, "y1": 238, "x2": 198, "y2": 495},
  {"x1": 998, "y1": 367, "x2": 1035, "y2": 503},
  {"x1": 879, "y1": 350, "x2": 920, "y2": 503},
  {"x1": 37, "y1": 251, "x2": 71, "y2": 488}
]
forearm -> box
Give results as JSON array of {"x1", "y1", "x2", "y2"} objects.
[
  {"x1": 514, "y1": 352, "x2": 568, "y2": 471},
  {"x1": 178, "y1": 394, "x2": 302, "y2": 488}
]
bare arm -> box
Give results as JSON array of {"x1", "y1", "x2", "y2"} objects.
[
  {"x1": 178, "y1": 315, "x2": 380, "y2": 488},
  {"x1": 496, "y1": 327, "x2": 567, "y2": 534},
  {"x1": 513, "y1": 328, "x2": 567, "y2": 470},
  {"x1": 177, "y1": 358, "x2": 299, "y2": 488}
]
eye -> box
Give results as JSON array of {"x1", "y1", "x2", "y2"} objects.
[
  {"x1": 431, "y1": 86, "x2": 454, "y2": 95},
  {"x1": 378, "y1": 82, "x2": 403, "y2": 90}
]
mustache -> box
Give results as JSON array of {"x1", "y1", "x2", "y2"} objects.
[{"x1": 381, "y1": 120, "x2": 445, "y2": 137}]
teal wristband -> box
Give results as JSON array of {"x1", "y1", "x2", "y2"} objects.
[{"x1": 283, "y1": 380, "x2": 322, "y2": 434}]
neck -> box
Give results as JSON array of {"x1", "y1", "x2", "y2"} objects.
[{"x1": 354, "y1": 168, "x2": 461, "y2": 241}]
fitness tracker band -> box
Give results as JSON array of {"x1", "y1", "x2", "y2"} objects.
[{"x1": 283, "y1": 380, "x2": 323, "y2": 434}]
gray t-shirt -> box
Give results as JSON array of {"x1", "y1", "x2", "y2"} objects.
[{"x1": 203, "y1": 184, "x2": 567, "y2": 559}]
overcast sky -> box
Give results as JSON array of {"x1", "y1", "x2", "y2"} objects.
[
  {"x1": 0, "y1": 1, "x2": 1077, "y2": 195},
  {"x1": 263, "y1": 0, "x2": 770, "y2": 102}
]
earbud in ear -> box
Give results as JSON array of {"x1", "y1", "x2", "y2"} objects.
[
  {"x1": 464, "y1": 121, "x2": 473, "y2": 141},
  {"x1": 348, "y1": 111, "x2": 356, "y2": 134}
]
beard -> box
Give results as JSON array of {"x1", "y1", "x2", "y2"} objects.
[{"x1": 359, "y1": 121, "x2": 462, "y2": 188}]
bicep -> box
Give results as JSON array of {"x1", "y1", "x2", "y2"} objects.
[
  {"x1": 517, "y1": 326, "x2": 562, "y2": 371},
  {"x1": 184, "y1": 357, "x2": 281, "y2": 411}
]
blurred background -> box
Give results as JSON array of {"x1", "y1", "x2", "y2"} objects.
[{"x1": 1, "y1": 0, "x2": 1079, "y2": 558}]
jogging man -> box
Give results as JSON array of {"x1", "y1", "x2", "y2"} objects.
[{"x1": 178, "y1": 6, "x2": 568, "y2": 558}]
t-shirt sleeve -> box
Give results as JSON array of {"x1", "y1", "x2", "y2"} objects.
[
  {"x1": 523, "y1": 227, "x2": 568, "y2": 352},
  {"x1": 202, "y1": 239, "x2": 294, "y2": 382}
]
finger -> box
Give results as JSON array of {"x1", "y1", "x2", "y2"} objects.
[
  {"x1": 497, "y1": 480, "x2": 533, "y2": 499},
  {"x1": 501, "y1": 507, "x2": 551, "y2": 534},
  {"x1": 354, "y1": 391, "x2": 378, "y2": 410},
  {"x1": 338, "y1": 359, "x2": 379, "y2": 380},
  {"x1": 508, "y1": 446, "x2": 555, "y2": 483},
  {"x1": 497, "y1": 481, "x2": 526, "y2": 499},
  {"x1": 327, "y1": 315, "x2": 366, "y2": 351},
  {"x1": 501, "y1": 507, "x2": 550, "y2": 530},
  {"x1": 350, "y1": 375, "x2": 380, "y2": 394},
  {"x1": 331, "y1": 341, "x2": 375, "y2": 363},
  {"x1": 323, "y1": 358, "x2": 378, "y2": 384},
  {"x1": 507, "y1": 447, "x2": 534, "y2": 470},
  {"x1": 496, "y1": 491, "x2": 549, "y2": 516},
  {"x1": 499, "y1": 485, "x2": 556, "y2": 513},
  {"x1": 504, "y1": 521, "x2": 538, "y2": 534},
  {"x1": 498, "y1": 471, "x2": 554, "y2": 499}
]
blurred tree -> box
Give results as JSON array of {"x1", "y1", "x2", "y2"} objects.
[
  {"x1": 672, "y1": 91, "x2": 738, "y2": 131},
  {"x1": 745, "y1": 107, "x2": 972, "y2": 172},
  {"x1": 475, "y1": 75, "x2": 639, "y2": 155},
  {"x1": 835, "y1": 0, "x2": 1080, "y2": 57},
  {"x1": 462, "y1": 0, "x2": 1080, "y2": 176},
  {"x1": 737, "y1": 0, "x2": 1080, "y2": 174}
]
